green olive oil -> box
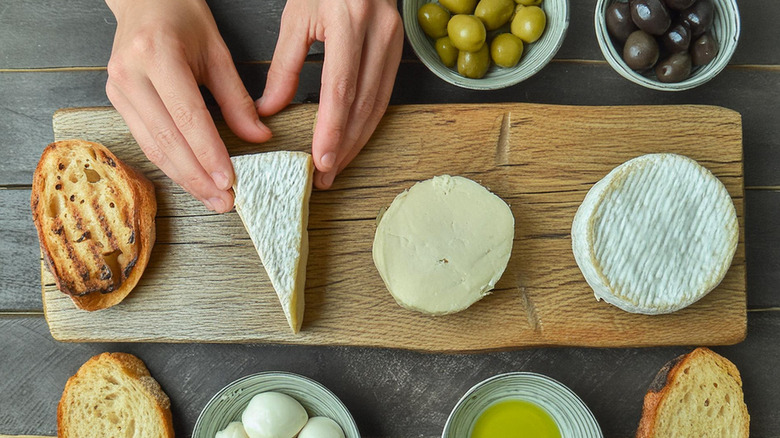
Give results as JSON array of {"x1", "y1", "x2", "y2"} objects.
[{"x1": 470, "y1": 399, "x2": 561, "y2": 438}]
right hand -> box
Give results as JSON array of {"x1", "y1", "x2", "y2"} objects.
[{"x1": 104, "y1": 0, "x2": 271, "y2": 213}]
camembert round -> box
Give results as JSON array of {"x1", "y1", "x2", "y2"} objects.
[{"x1": 571, "y1": 153, "x2": 739, "y2": 314}]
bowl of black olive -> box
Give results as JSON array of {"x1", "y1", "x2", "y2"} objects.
[{"x1": 595, "y1": 0, "x2": 739, "y2": 91}]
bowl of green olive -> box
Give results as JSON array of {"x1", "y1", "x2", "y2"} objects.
[
  {"x1": 403, "y1": 0, "x2": 570, "y2": 90},
  {"x1": 595, "y1": 0, "x2": 740, "y2": 91}
]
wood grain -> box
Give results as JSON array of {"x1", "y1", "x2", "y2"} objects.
[
  {"x1": 40, "y1": 104, "x2": 745, "y2": 350},
  {"x1": 0, "y1": 190, "x2": 42, "y2": 311}
]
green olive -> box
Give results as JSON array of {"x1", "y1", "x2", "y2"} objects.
[
  {"x1": 435, "y1": 36, "x2": 459, "y2": 67},
  {"x1": 457, "y1": 44, "x2": 490, "y2": 78},
  {"x1": 417, "y1": 3, "x2": 451, "y2": 39},
  {"x1": 439, "y1": 0, "x2": 478, "y2": 14},
  {"x1": 474, "y1": 0, "x2": 515, "y2": 31},
  {"x1": 447, "y1": 14, "x2": 487, "y2": 52},
  {"x1": 515, "y1": 0, "x2": 542, "y2": 5},
  {"x1": 511, "y1": 5, "x2": 546, "y2": 43},
  {"x1": 490, "y1": 33, "x2": 524, "y2": 67}
]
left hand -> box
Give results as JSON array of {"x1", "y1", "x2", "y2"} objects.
[{"x1": 256, "y1": 0, "x2": 404, "y2": 189}]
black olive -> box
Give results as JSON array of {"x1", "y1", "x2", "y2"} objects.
[
  {"x1": 630, "y1": 0, "x2": 671, "y2": 36},
  {"x1": 691, "y1": 32, "x2": 719, "y2": 65},
  {"x1": 663, "y1": 0, "x2": 696, "y2": 10},
  {"x1": 662, "y1": 20, "x2": 691, "y2": 53},
  {"x1": 655, "y1": 52, "x2": 692, "y2": 82},
  {"x1": 681, "y1": 0, "x2": 714, "y2": 36},
  {"x1": 606, "y1": 2, "x2": 638, "y2": 42},
  {"x1": 623, "y1": 30, "x2": 660, "y2": 70}
]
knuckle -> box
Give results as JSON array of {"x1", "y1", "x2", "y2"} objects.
[
  {"x1": 140, "y1": 143, "x2": 167, "y2": 168},
  {"x1": 332, "y1": 76, "x2": 357, "y2": 106},
  {"x1": 353, "y1": 96, "x2": 375, "y2": 121},
  {"x1": 152, "y1": 126, "x2": 181, "y2": 153},
  {"x1": 106, "y1": 58, "x2": 130, "y2": 85},
  {"x1": 171, "y1": 102, "x2": 196, "y2": 132}
]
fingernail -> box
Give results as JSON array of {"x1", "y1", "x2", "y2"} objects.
[
  {"x1": 255, "y1": 97, "x2": 264, "y2": 110},
  {"x1": 256, "y1": 118, "x2": 271, "y2": 136},
  {"x1": 203, "y1": 198, "x2": 215, "y2": 211},
  {"x1": 321, "y1": 172, "x2": 336, "y2": 188},
  {"x1": 321, "y1": 152, "x2": 336, "y2": 170},
  {"x1": 211, "y1": 171, "x2": 231, "y2": 191},
  {"x1": 209, "y1": 197, "x2": 226, "y2": 213}
]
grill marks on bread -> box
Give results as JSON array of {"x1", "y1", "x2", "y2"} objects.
[{"x1": 31, "y1": 140, "x2": 156, "y2": 310}]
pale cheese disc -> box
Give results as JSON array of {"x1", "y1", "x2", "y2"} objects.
[
  {"x1": 232, "y1": 151, "x2": 313, "y2": 333},
  {"x1": 571, "y1": 153, "x2": 738, "y2": 314},
  {"x1": 373, "y1": 175, "x2": 515, "y2": 315}
]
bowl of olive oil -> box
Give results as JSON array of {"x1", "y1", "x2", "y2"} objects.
[{"x1": 442, "y1": 372, "x2": 602, "y2": 438}]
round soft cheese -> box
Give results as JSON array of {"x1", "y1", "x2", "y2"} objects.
[
  {"x1": 373, "y1": 175, "x2": 515, "y2": 315},
  {"x1": 571, "y1": 153, "x2": 738, "y2": 314}
]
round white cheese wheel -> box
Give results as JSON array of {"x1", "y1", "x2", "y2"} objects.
[
  {"x1": 571, "y1": 154, "x2": 738, "y2": 314},
  {"x1": 373, "y1": 175, "x2": 515, "y2": 315},
  {"x1": 241, "y1": 392, "x2": 308, "y2": 438}
]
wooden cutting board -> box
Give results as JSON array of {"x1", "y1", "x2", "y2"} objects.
[{"x1": 42, "y1": 104, "x2": 746, "y2": 351}]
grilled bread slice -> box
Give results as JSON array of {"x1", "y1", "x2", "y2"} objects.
[
  {"x1": 31, "y1": 139, "x2": 156, "y2": 311},
  {"x1": 58, "y1": 352, "x2": 174, "y2": 438},
  {"x1": 636, "y1": 347, "x2": 749, "y2": 438}
]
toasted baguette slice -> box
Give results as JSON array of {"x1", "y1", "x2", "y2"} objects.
[
  {"x1": 636, "y1": 347, "x2": 749, "y2": 438},
  {"x1": 31, "y1": 139, "x2": 156, "y2": 311},
  {"x1": 58, "y1": 352, "x2": 174, "y2": 438},
  {"x1": 231, "y1": 151, "x2": 313, "y2": 333}
]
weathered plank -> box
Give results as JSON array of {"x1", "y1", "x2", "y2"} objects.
[
  {"x1": 2, "y1": 62, "x2": 780, "y2": 187},
  {"x1": 0, "y1": 189, "x2": 41, "y2": 311},
  {"x1": 0, "y1": 313, "x2": 777, "y2": 437},
  {"x1": 0, "y1": 0, "x2": 774, "y2": 68}
]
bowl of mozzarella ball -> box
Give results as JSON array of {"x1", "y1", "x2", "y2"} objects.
[
  {"x1": 193, "y1": 372, "x2": 359, "y2": 438},
  {"x1": 403, "y1": 0, "x2": 569, "y2": 89},
  {"x1": 595, "y1": 0, "x2": 740, "y2": 90}
]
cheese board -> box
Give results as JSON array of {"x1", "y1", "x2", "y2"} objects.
[{"x1": 42, "y1": 104, "x2": 746, "y2": 351}]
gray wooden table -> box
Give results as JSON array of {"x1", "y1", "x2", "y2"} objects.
[{"x1": 2, "y1": 1, "x2": 779, "y2": 437}]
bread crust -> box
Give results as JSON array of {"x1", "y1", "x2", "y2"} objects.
[
  {"x1": 31, "y1": 139, "x2": 156, "y2": 311},
  {"x1": 636, "y1": 347, "x2": 749, "y2": 438},
  {"x1": 57, "y1": 352, "x2": 174, "y2": 438}
]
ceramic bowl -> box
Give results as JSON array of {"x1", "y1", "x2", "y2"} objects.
[
  {"x1": 442, "y1": 372, "x2": 602, "y2": 437},
  {"x1": 403, "y1": 0, "x2": 570, "y2": 90},
  {"x1": 192, "y1": 371, "x2": 360, "y2": 438},
  {"x1": 594, "y1": 0, "x2": 740, "y2": 91}
]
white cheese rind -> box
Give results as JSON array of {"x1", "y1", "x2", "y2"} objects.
[
  {"x1": 571, "y1": 153, "x2": 738, "y2": 314},
  {"x1": 231, "y1": 151, "x2": 313, "y2": 333},
  {"x1": 373, "y1": 175, "x2": 515, "y2": 315}
]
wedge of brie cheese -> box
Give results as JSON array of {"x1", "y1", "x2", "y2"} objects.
[
  {"x1": 373, "y1": 175, "x2": 515, "y2": 315},
  {"x1": 571, "y1": 153, "x2": 738, "y2": 315},
  {"x1": 231, "y1": 151, "x2": 313, "y2": 333}
]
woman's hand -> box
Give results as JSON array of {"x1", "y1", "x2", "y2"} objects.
[
  {"x1": 104, "y1": 0, "x2": 271, "y2": 213},
  {"x1": 256, "y1": 0, "x2": 404, "y2": 189}
]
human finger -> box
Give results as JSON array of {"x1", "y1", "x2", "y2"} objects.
[
  {"x1": 255, "y1": 8, "x2": 312, "y2": 117},
  {"x1": 118, "y1": 75, "x2": 233, "y2": 212},
  {"x1": 320, "y1": 9, "x2": 404, "y2": 186},
  {"x1": 310, "y1": 13, "x2": 367, "y2": 179},
  {"x1": 204, "y1": 43, "x2": 273, "y2": 143},
  {"x1": 146, "y1": 54, "x2": 236, "y2": 196}
]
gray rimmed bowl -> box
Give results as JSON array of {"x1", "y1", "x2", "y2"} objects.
[
  {"x1": 192, "y1": 371, "x2": 360, "y2": 438},
  {"x1": 442, "y1": 372, "x2": 602, "y2": 437},
  {"x1": 595, "y1": 0, "x2": 740, "y2": 91},
  {"x1": 403, "y1": 0, "x2": 570, "y2": 90}
]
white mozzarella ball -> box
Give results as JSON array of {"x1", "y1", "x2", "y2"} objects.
[
  {"x1": 215, "y1": 421, "x2": 250, "y2": 438},
  {"x1": 298, "y1": 416, "x2": 345, "y2": 438},
  {"x1": 241, "y1": 392, "x2": 308, "y2": 438}
]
